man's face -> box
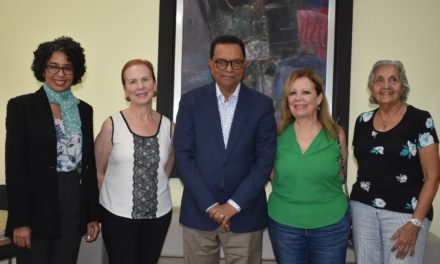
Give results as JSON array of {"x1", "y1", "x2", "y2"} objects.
[{"x1": 209, "y1": 44, "x2": 246, "y2": 92}]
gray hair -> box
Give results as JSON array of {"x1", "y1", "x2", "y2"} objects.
[{"x1": 367, "y1": 60, "x2": 410, "y2": 104}]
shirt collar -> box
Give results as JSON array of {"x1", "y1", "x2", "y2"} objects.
[{"x1": 215, "y1": 83, "x2": 241, "y2": 101}]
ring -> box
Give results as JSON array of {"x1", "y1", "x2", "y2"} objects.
[{"x1": 220, "y1": 214, "x2": 225, "y2": 219}]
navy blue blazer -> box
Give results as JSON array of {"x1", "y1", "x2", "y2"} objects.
[
  {"x1": 5, "y1": 87, "x2": 99, "y2": 238},
  {"x1": 174, "y1": 83, "x2": 276, "y2": 233}
]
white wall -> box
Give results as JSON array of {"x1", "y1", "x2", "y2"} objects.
[{"x1": 0, "y1": 0, "x2": 439, "y2": 236}]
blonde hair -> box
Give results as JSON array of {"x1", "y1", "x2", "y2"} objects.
[{"x1": 278, "y1": 68, "x2": 341, "y2": 139}]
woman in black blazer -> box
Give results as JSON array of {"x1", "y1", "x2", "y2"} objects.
[{"x1": 5, "y1": 36, "x2": 100, "y2": 264}]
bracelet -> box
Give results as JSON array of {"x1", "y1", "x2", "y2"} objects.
[{"x1": 409, "y1": 218, "x2": 423, "y2": 228}]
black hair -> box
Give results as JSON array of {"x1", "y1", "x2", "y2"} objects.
[
  {"x1": 209, "y1": 35, "x2": 246, "y2": 59},
  {"x1": 31, "y1": 36, "x2": 86, "y2": 85}
]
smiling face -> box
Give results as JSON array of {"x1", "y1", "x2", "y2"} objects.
[
  {"x1": 208, "y1": 43, "x2": 245, "y2": 95},
  {"x1": 371, "y1": 64, "x2": 404, "y2": 106},
  {"x1": 44, "y1": 51, "x2": 74, "y2": 92},
  {"x1": 287, "y1": 76, "x2": 323, "y2": 119},
  {"x1": 123, "y1": 63, "x2": 156, "y2": 105}
]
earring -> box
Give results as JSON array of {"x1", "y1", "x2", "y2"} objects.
[{"x1": 318, "y1": 105, "x2": 321, "y2": 111}]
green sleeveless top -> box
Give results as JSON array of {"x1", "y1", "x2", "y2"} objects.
[{"x1": 268, "y1": 124, "x2": 347, "y2": 228}]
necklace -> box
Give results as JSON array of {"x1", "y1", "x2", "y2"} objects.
[{"x1": 377, "y1": 103, "x2": 403, "y2": 130}]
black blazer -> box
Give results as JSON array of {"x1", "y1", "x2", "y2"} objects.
[{"x1": 5, "y1": 87, "x2": 99, "y2": 238}]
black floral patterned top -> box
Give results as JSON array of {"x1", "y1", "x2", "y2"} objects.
[{"x1": 350, "y1": 105, "x2": 438, "y2": 220}]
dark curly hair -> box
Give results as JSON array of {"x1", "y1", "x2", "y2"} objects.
[{"x1": 31, "y1": 36, "x2": 86, "y2": 85}]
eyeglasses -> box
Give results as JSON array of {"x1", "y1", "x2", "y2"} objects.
[
  {"x1": 214, "y1": 59, "x2": 245, "y2": 70},
  {"x1": 46, "y1": 64, "x2": 74, "y2": 75}
]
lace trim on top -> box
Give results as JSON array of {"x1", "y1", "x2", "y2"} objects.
[{"x1": 131, "y1": 134, "x2": 160, "y2": 219}]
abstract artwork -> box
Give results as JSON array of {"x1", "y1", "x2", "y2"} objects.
[{"x1": 157, "y1": 0, "x2": 352, "y2": 129}]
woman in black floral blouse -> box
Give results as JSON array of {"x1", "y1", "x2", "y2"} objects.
[{"x1": 350, "y1": 60, "x2": 439, "y2": 264}]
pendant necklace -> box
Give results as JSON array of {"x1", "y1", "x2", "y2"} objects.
[{"x1": 378, "y1": 103, "x2": 403, "y2": 130}]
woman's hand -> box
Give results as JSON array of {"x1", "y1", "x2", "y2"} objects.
[
  {"x1": 13, "y1": 226, "x2": 32, "y2": 248},
  {"x1": 390, "y1": 222, "x2": 420, "y2": 259},
  {"x1": 390, "y1": 142, "x2": 439, "y2": 259},
  {"x1": 84, "y1": 221, "x2": 100, "y2": 242}
]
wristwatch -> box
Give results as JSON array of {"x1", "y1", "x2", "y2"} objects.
[{"x1": 409, "y1": 218, "x2": 423, "y2": 228}]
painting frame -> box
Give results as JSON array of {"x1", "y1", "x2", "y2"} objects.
[{"x1": 157, "y1": 0, "x2": 353, "y2": 133}]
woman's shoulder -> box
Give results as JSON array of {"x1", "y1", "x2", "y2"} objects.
[
  {"x1": 150, "y1": 110, "x2": 170, "y2": 122},
  {"x1": 355, "y1": 109, "x2": 377, "y2": 124},
  {"x1": 278, "y1": 123, "x2": 294, "y2": 139},
  {"x1": 406, "y1": 105, "x2": 432, "y2": 118},
  {"x1": 8, "y1": 89, "x2": 42, "y2": 105},
  {"x1": 8, "y1": 93, "x2": 32, "y2": 103},
  {"x1": 7, "y1": 88, "x2": 48, "y2": 112},
  {"x1": 337, "y1": 126, "x2": 346, "y2": 142},
  {"x1": 156, "y1": 111, "x2": 169, "y2": 120},
  {"x1": 157, "y1": 112, "x2": 173, "y2": 131},
  {"x1": 78, "y1": 99, "x2": 93, "y2": 110},
  {"x1": 405, "y1": 105, "x2": 436, "y2": 129},
  {"x1": 110, "y1": 110, "x2": 124, "y2": 119}
]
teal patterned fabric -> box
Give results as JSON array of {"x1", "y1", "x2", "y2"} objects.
[{"x1": 43, "y1": 83, "x2": 82, "y2": 135}]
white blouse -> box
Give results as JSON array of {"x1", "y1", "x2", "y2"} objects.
[{"x1": 100, "y1": 112, "x2": 172, "y2": 219}]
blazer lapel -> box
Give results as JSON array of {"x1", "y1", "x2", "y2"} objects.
[
  {"x1": 78, "y1": 102, "x2": 92, "y2": 176},
  {"x1": 203, "y1": 84, "x2": 227, "y2": 152},
  {"x1": 32, "y1": 87, "x2": 57, "y2": 146}
]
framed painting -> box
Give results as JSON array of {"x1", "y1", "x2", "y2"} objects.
[{"x1": 157, "y1": 0, "x2": 353, "y2": 132}]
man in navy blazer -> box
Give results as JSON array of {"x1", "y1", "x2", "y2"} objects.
[{"x1": 174, "y1": 35, "x2": 277, "y2": 263}]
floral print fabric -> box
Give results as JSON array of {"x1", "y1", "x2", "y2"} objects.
[
  {"x1": 351, "y1": 105, "x2": 438, "y2": 220},
  {"x1": 55, "y1": 118, "x2": 82, "y2": 172}
]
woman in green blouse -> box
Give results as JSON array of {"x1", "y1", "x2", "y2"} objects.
[{"x1": 268, "y1": 68, "x2": 349, "y2": 264}]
